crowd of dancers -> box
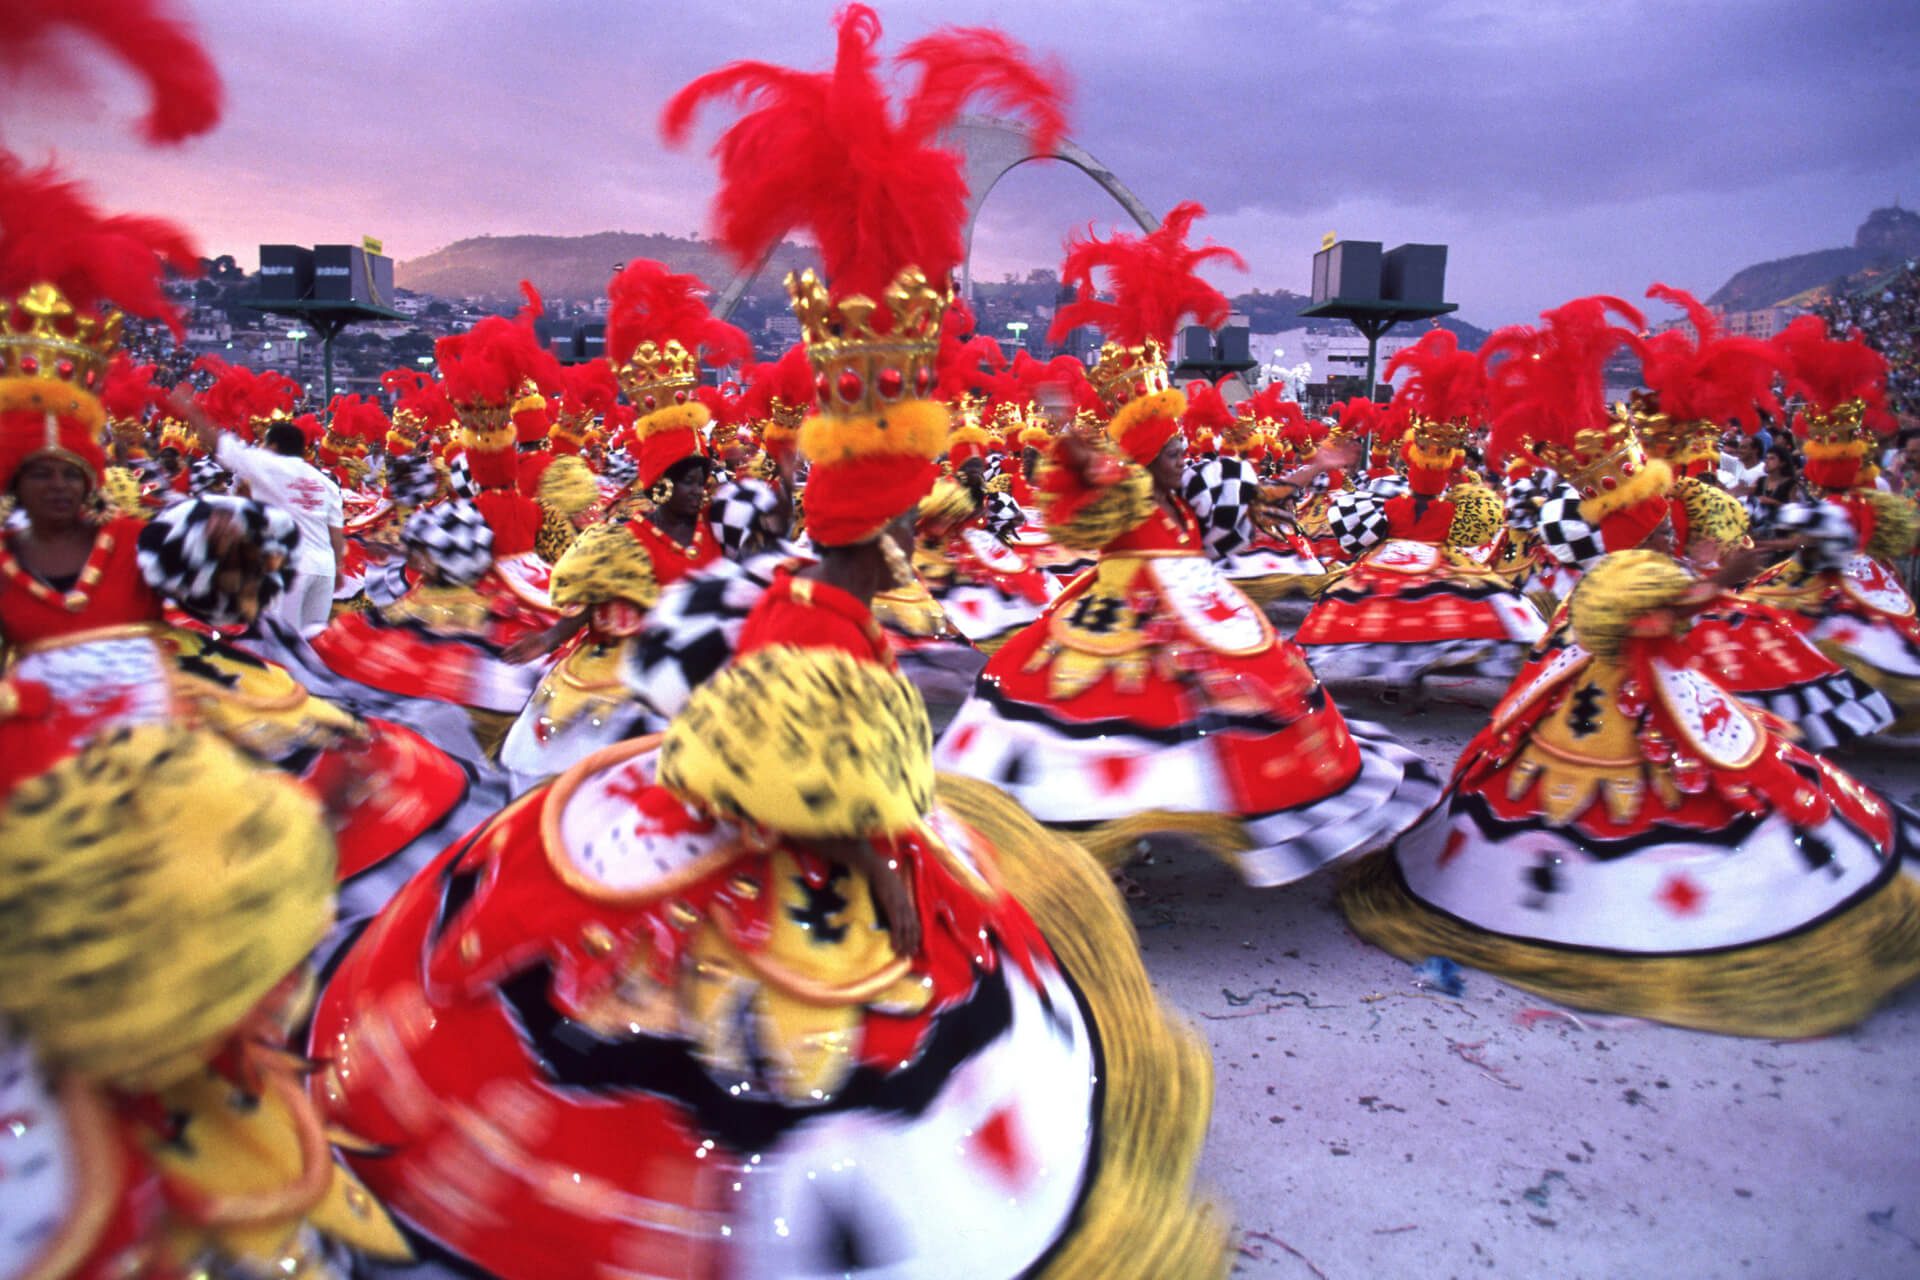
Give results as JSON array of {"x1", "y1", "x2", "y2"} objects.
[{"x1": 3, "y1": 4, "x2": 1919, "y2": 1278}]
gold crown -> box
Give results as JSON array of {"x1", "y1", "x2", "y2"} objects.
[
  {"x1": 1797, "y1": 398, "x2": 1873, "y2": 454},
  {"x1": 1625, "y1": 390, "x2": 1718, "y2": 463},
  {"x1": 1534, "y1": 407, "x2": 1656, "y2": 503},
  {"x1": 786, "y1": 266, "x2": 945, "y2": 416},
  {"x1": 1087, "y1": 340, "x2": 1172, "y2": 412},
  {"x1": 1408, "y1": 414, "x2": 1470, "y2": 456},
  {"x1": 949, "y1": 392, "x2": 983, "y2": 426},
  {"x1": 616, "y1": 340, "x2": 699, "y2": 410},
  {"x1": 458, "y1": 418, "x2": 515, "y2": 452},
  {"x1": 763, "y1": 397, "x2": 805, "y2": 432},
  {"x1": 1, "y1": 284, "x2": 121, "y2": 400},
  {"x1": 987, "y1": 402, "x2": 1024, "y2": 439}
]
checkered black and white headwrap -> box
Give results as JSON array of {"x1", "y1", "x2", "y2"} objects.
[
  {"x1": 1326, "y1": 489, "x2": 1391, "y2": 559},
  {"x1": 187, "y1": 456, "x2": 229, "y2": 496},
  {"x1": 402, "y1": 499, "x2": 494, "y2": 587},
  {"x1": 1773, "y1": 499, "x2": 1857, "y2": 572},
  {"x1": 1534, "y1": 487, "x2": 1608, "y2": 569},
  {"x1": 1365, "y1": 473, "x2": 1411, "y2": 499},
  {"x1": 1501, "y1": 467, "x2": 1559, "y2": 533},
  {"x1": 387, "y1": 453, "x2": 442, "y2": 509},
  {"x1": 1180, "y1": 456, "x2": 1262, "y2": 557},
  {"x1": 983, "y1": 489, "x2": 1026, "y2": 538},
  {"x1": 620, "y1": 551, "x2": 783, "y2": 718},
  {"x1": 136, "y1": 495, "x2": 297, "y2": 626},
  {"x1": 707, "y1": 478, "x2": 786, "y2": 559},
  {"x1": 447, "y1": 452, "x2": 476, "y2": 500},
  {"x1": 982, "y1": 452, "x2": 1005, "y2": 483},
  {"x1": 603, "y1": 448, "x2": 638, "y2": 488}
]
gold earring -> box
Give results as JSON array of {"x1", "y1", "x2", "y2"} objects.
[{"x1": 650, "y1": 477, "x2": 674, "y2": 504}]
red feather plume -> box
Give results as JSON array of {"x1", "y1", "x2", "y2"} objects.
[
  {"x1": 101, "y1": 353, "x2": 160, "y2": 420},
  {"x1": 661, "y1": 4, "x2": 1069, "y2": 299},
  {"x1": 0, "y1": 0, "x2": 222, "y2": 144},
  {"x1": 327, "y1": 394, "x2": 389, "y2": 444},
  {"x1": 1771, "y1": 315, "x2": 1892, "y2": 433},
  {"x1": 556, "y1": 358, "x2": 619, "y2": 419},
  {"x1": 192, "y1": 354, "x2": 297, "y2": 437},
  {"x1": 1482, "y1": 295, "x2": 1645, "y2": 468},
  {"x1": 435, "y1": 282, "x2": 564, "y2": 410},
  {"x1": 1180, "y1": 378, "x2": 1236, "y2": 436},
  {"x1": 1638, "y1": 283, "x2": 1781, "y2": 431},
  {"x1": 739, "y1": 344, "x2": 818, "y2": 422},
  {"x1": 1327, "y1": 395, "x2": 1380, "y2": 439},
  {"x1": 0, "y1": 153, "x2": 198, "y2": 336},
  {"x1": 1384, "y1": 329, "x2": 1486, "y2": 424},
  {"x1": 1046, "y1": 201, "x2": 1245, "y2": 349},
  {"x1": 604, "y1": 260, "x2": 751, "y2": 370}
]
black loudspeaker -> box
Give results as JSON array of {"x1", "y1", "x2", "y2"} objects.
[
  {"x1": 259, "y1": 245, "x2": 313, "y2": 301},
  {"x1": 1177, "y1": 324, "x2": 1214, "y2": 363},
  {"x1": 1216, "y1": 326, "x2": 1251, "y2": 364},
  {"x1": 1310, "y1": 241, "x2": 1382, "y2": 304},
  {"x1": 313, "y1": 245, "x2": 395, "y2": 307},
  {"x1": 1382, "y1": 244, "x2": 1448, "y2": 306},
  {"x1": 578, "y1": 321, "x2": 607, "y2": 360}
]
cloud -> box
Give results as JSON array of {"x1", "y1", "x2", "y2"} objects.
[{"x1": 9, "y1": 0, "x2": 1917, "y2": 324}]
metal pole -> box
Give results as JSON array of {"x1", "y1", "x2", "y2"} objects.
[{"x1": 322, "y1": 326, "x2": 336, "y2": 405}]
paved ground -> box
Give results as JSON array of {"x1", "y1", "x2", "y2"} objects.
[{"x1": 1114, "y1": 677, "x2": 1920, "y2": 1280}]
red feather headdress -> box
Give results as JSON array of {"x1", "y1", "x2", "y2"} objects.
[
  {"x1": 192, "y1": 354, "x2": 297, "y2": 441},
  {"x1": 1484, "y1": 296, "x2": 1665, "y2": 549},
  {"x1": 1634, "y1": 284, "x2": 1781, "y2": 476},
  {"x1": 0, "y1": 0, "x2": 221, "y2": 144},
  {"x1": 1046, "y1": 201, "x2": 1244, "y2": 465},
  {"x1": 1771, "y1": 313, "x2": 1891, "y2": 489},
  {"x1": 663, "y1": 4, "x2": 1068, "y2": 544}
]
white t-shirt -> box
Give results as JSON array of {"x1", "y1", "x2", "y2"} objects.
[{"x1": 215, "y1": 436, "x2": 343, "y2": 576}]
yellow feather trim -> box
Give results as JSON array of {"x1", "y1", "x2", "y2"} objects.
[
  {"x1": 1860, "y1": 489, "x2": 1920, "y2": 560},
  {"x1": 549, "y1": 522, "x2": 659, "y2": 610},
  {"x1": 1444, "y1": 483, "x2": 1504, "y2": 547},
  {"x1": 1105, "y1": 389, "x2": 1187, "y2": 448},
  {"x1": 947, "y1": 423, "x2": 991, "y2": 447},
  {"x1": 0, "y1": 373, "x2": 107, "y2": 431},
  {"x1": 1576, "y1": 456, "x2": 1671, "y2": 523},
  {"x1": 1801, "y1": 437, "x2": 1871, "y2": 463},
  {"x1": 934, "y1": 777, "x2": 1231, "y2": 1277},
  {"x1": 1567, "y1": 548, "x2": 1692, "y2": 659},
  {"x1": 536, "y1": 453, "x2": 599, "y2": 517},
  {"x1": 1341, "y1": 850, "x2": 1920, "y2": 1039},
  {"x1": 1040, "y1": 458, "x2": 1155, "y2": 551},
  {"x1": 800, "y1": 398, "x2": 949, "y2": 463},
  {"x1": 660, "y1": 646, "x2": 933, "y2": 839},
  {"x1": 1406, "y1": 439, "x2": 1461, "y2": 472},
  {"x1": 635, "y1": 401, "x2": 710, "y2": 441},
  {"x1": 0, "y1": 727, "x2": 335, "y2": 1091}
]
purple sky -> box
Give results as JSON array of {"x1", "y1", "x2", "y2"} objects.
[{"x1": 14, "y1": 0, "x2": 1919, "y2": 325}]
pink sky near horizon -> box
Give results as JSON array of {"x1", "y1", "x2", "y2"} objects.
[{"x1": 11, "y1": 0, "x2": 1919, "y2": 325}]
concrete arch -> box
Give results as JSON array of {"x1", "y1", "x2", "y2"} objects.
[
  {"x1": 947, "y1": 114, "x2": 1158, "y2": 299},
  {"x1": 711, "y1": 114, "x2": 1158, "y2": 320}
]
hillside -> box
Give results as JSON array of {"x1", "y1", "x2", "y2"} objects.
[
  {"x1": 396, "y1": 231, "x2": 818, "y2": 303},
  {"x1": 397, "y1": 231, "x2": 1491, "y2": 343},
  {"x1": 1709, "y1": 206, "x2": 1920, "y2": 310}
]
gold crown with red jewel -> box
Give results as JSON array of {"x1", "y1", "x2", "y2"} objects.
[
  {"x1": 1086, "y1": 339, "x2": 1172, "y2": 413},
  {"x1": 615, "y1": 339, "x2": 700, "y2": 410},
  {"x1": 1533, "y1": 407, "x2": 1664, "y2": 509},
  {"x1": 785, "y1": 266, "x2": 946, "y2": 417},
  {"x1": 0, "y1": 284, "x2": 120, "y2": 412}
]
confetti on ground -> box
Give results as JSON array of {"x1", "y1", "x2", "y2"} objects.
[
  {"x1": 1866, "y1": 1207, "x2": 1920, "y2": 1251},
  {"x1": 1446, "y1": 1037, "x2": 1522, "y2": 1090},
  {"x1": 1240, "y1": 1230, "x2": 1330, "y2": 1279}
]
